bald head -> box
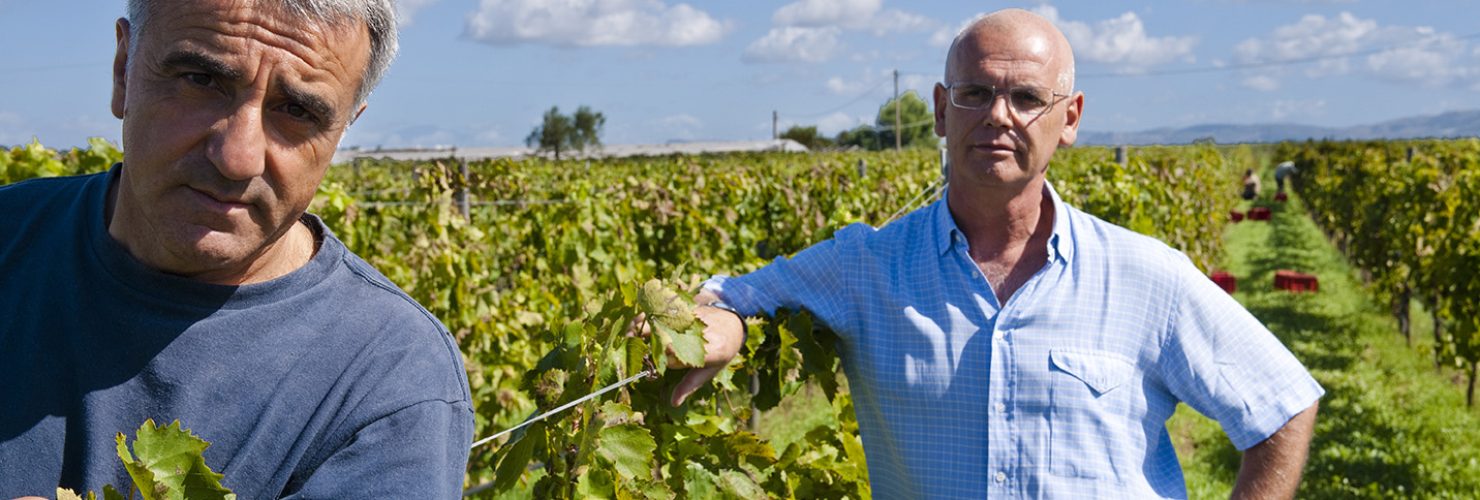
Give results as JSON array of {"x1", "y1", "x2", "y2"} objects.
[{"x1": 945, "y1": 9, "x2": 1075, "y2": 92}]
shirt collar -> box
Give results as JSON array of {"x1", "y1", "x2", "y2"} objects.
[{"x1": 932, "y1": 180, "x2": 1074, "y2": 265}]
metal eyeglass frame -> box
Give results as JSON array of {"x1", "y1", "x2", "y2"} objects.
[{"x1": 944, "y1": 83, "x2": 1070, "y2": 122}]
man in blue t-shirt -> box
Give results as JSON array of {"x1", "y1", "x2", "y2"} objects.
[{"x1": 0, "y1": 0, "x2": 472, "y2": 497}]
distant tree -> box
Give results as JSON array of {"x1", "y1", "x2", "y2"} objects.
[
  {"x1": 780, "y1": 125, "x2": 833, "y2": 150},
  {"x1": 835, "y1": 124, "x2": 880, "y2": 150},
  {"x1": 526, "y1": 105, "x2": 606, "y2": 160},
  {"x1": 876, "y1": 90, "x2": 936, "y2": 149}
]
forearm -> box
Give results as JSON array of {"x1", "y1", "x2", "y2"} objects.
[{"x1": 1231, "y1": 401, "x2": 1319, "y2": 500}]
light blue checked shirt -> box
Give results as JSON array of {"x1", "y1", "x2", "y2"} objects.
[{"x1": 705, "y1": 182, "x2": 1324, "y2": 498}]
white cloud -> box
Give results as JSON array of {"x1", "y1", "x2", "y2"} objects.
[
  {"x1": 1234, "y1": 12, "x2": 1373, "y2": 77},
  {"x1": 754, "y1": 0, "x2": 938, "y2": 63},
  {"x1": 1269, "y1": 99, "x2": 1327, "y2": 121},
  {"x1": 1242, "y1": 75, "x2": 1280, "y2": 91},
  {"x1": 928, "y1": 25, "x2": 958, "y2": 48},
  {"x1": 867, "y1": 9, "x2": 935, "y2": 36},
  {"x1": 653, "y1": 114, "x2": 704, "y2": 140},
  {"x1": 900, "y1": 74, "x2": 933, "y2": 95},
  {"x1": 1236, "y1": 13, "x2": 1479, "y2": 86},
  {"x1": 465, "y1": 0, "x2": 730, "y2": 48},
  {"x1": 1364, "y1": 28, "x2": 1472, "y2": 86},
  {"x1": 1034, "y1": 5, "x2": 1197, "y2": 69},
  {"x1": 816, "y1": 112, "x2": 867, "y2": 135},
  {"x1": 774, "y1": 0, "x2": 880, "y2": 28},
  {"x1": 397, "y1": 0, "x2": 439, "y2": 25},
  {"x1": 825, "y1": 76, "x2": 869, "y2": 95},
  {"x1": 743, "y1": 26, "x2": 841, "y2": 64}
]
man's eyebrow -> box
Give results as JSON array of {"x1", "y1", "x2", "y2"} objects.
[
  {"x1": 160, "y1": 50, "x2": 243, "y2": 82},
  {"x1": 277, "y1": 81, "x2": 338, "y2": 125}
]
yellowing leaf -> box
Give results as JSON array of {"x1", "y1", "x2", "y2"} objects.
[
  {"x1": 56, "y1": 488, "x2": 91, "y2": 500},
  {"x1": 637, "y1": 279, "x2": 694, "y2": 331}
]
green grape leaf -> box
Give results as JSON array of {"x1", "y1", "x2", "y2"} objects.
[
  {"x1": 596, "y1": 424, "x2": 657, "y2": 482},
  {"x1": 655, "y1": 323, "x2": 706, "y2": 369},
  {"x1": 115, "y1": 419, "x2": 235, "y2": 500},
  {"x1": 637, "y1": 279, "x2": 695, "y2": 331},
  {"x1": 623, "y1": 336, "x2": 646, "y2": 379},
  {"x1": 493, "y1": 421, "x2": 545, "y2": 493},
  {"x1": 681, "y1": 463, "x2": 720, "y2": 498},
  {"x1": 576, "y1": 468, "x2": 616, "y2": 499},
  {"x1": 634, "y1": 476, "x2": 675, "y2": 500},
  {"x1": 716, "y1": 469, "x2": 766, "y2": 500}
]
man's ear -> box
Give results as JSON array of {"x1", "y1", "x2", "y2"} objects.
[
  {"x1": 933, "y1": 83, "x2": 948, "y2": 138},
  {"x1": 112, "y1": 18, "x2": 130, "y2": 119},
  {"x1": 1059, "y1": 91, "x2": 1084, "y2": 147},
  {"x1": 350, "y1": 102, "x2": 368, "y2": 126}
]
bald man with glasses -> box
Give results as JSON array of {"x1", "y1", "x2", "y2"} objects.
[{"x1": 679, "y1": 9, "x2": 1321, "y2": 499}]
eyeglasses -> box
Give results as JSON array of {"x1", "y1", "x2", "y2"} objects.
[{"x1": 945, "y1": 83, "x2": 1069, "y2": 121}]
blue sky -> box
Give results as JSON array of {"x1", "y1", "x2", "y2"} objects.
[{"x1": 2, "y1": 1, "x2": 1478, "y2": 149}]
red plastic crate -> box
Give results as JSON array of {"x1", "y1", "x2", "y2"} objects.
[
  {"x1": 1248, "y1": 207, "x2": 1272, "y2": 221},
  {"x1": 1230, "y1": 210, "x2": 1245, "y2": 222},
  {"x1": 1209, "y1": 271, "x2": 1237, "y2": 293},
  {"x1": 1274, "y1": 270, "x2": 1318, "y2": 292}
]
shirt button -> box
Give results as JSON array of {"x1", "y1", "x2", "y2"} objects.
[
  {"x1": 993, "y1": 330, "x2": 1006, "y2": 340},
  {"x1": 995, "y1": 471, "x2": 1007, "y2": 483},
  {"x1": 995, "y1": 402, "x2": 1006, "y2": 413}
]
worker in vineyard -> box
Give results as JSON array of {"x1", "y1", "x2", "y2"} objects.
[
  {"x1": 1275, "y1": 160, "x2": 1297, "y2": 193},
  {"x1": 1242, "y1": 168, "x2": 1262, "y2": 200},
  {"x1": 682, "y1": 8, "x2": 1322, "y2": 499},
  {"x1": 0, "y1": 0, "x2": 472, "y2": 497}
]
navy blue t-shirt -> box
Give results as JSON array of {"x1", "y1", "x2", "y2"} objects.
[{"x1": 0, "y1": 167, "x2": 474, "y2": 498}]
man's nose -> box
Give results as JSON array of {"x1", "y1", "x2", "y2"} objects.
[
  {"x1": 206, "y1": 104, "x2": 267, "y2": 181},
  {"x1": 984, "y1": 93, "x2": 1014, "y2": 128}
]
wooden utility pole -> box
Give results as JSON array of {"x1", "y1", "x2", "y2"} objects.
[
  {"x1": 772, "y1": 110, "x2": 778, "y2": 140},
  {"x1": 893, "y1": 69, "x2": 901, "y2": 151},
  {"x1": 458, "y1": 157, "x2": 471, "y2": 222}
]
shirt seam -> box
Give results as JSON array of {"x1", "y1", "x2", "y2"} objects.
[{"x1": 1155, "y1": 256, "x2": 1186, "y2": 383}]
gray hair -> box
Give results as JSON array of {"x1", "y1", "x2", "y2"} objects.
[{"x1": 126, "y1": 0, "x2": 399, "y2": 108}]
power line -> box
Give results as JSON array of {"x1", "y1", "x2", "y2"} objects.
[{"x1": 782, "y1": 79, "x2": 889, "y2": 120}]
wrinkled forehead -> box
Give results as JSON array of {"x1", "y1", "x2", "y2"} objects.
[{"x1": 135, "y1": 0, "x2": 372, "y2": 61}]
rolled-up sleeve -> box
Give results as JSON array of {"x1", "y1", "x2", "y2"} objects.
[
  {"x1": 1157, "y1": 257, "x2": 1325, "y2": 450},
  {"x1": 703, "y1": 223, "x2": 873, "y2": 322}
]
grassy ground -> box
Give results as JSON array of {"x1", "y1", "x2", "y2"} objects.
[
  {"x1": 1170, "y1": 191, "x2": 1480, "y2": 498},
  {"x1": 760, "y1": 189, "x2": 1480, "y2": 497}
]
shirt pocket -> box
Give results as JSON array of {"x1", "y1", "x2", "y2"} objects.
[{"x1": 1047, "y1": 348, "x2": 1137, "y2": 481}]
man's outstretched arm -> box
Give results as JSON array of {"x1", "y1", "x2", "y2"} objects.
[{"x1": 1231, "y1": 401, "x2": 1319, "y2": 500}]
